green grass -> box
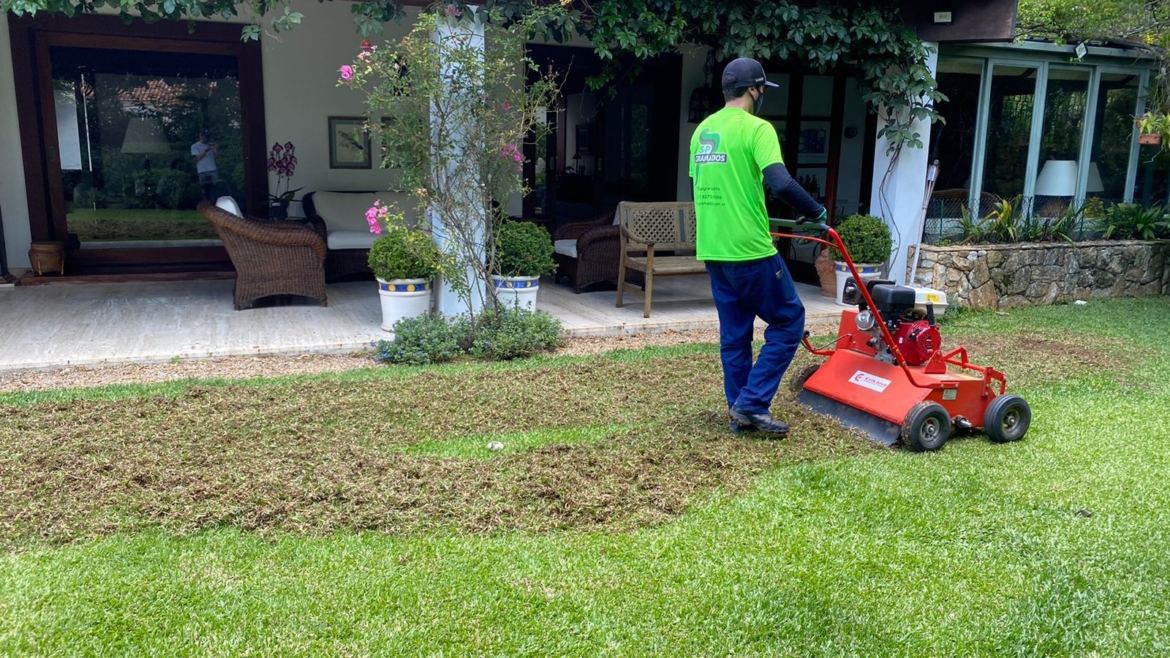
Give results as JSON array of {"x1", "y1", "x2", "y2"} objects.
[
  {"x1": 66, "y1": 208, "x2": 215, "y2": 242},
  {"x1": 2, "y1": 298, "x2": 1170, "y2": 656}
]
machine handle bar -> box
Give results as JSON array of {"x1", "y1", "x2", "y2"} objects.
[{"x1": 768, "y1": 217, "x2": 937, "y2": 390}]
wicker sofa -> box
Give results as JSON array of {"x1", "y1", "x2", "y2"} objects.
[
  {"x1": 198, "y1": 200, "x2": 328, "y2": 310},
  {"x1": 552, "y1": 207, "x2": 644, "y2": 293},
  {"x1": 302, "y1": 191, "x2": 423, "y2": 281}
]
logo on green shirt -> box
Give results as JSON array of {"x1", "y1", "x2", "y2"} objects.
[{"x1": 694, "y1": 128, "x2": 727, "y2": 164}]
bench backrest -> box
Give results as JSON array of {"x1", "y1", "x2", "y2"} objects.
[{"x1": 618, "y1": 202, "x2": 697, "y2": 251}]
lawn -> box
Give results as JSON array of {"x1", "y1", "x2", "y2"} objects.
[
  {"x1": 1, "y1": 298, "x2": 1169, "y2": 656},
  {"x1": 67, "y1": 208, "x2": 217, "y2": 242}
]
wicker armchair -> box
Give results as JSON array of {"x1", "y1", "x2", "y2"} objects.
[
  {"x1": 552, "y1": 208, "x2": 644, "y2": 292},
  {"x1": 197, "y1": 202, "x2": 328, "y2": 310}
]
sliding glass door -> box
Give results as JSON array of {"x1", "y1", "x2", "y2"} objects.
[{"x1": 49, "y1": 46, "x2": 243, "y2": 248}]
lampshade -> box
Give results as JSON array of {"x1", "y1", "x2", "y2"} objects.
[
  {"x1": 1087, "y1": 162, "x2": 1105, "y2": 194},
  {"x1": 121, "y1": 117, "x2": 169, "y2": 154},
  {"x1": 1034, "y1": 159, "x2": 1077, "y2": 197}
]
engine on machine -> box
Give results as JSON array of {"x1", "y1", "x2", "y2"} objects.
[{"x1": 841, "y1": 278, "x2": 947, "y2": 367}]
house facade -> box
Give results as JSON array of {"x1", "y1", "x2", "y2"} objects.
[{"x1": 1, "y1": 0, "x2": 1164, "y2": 287}]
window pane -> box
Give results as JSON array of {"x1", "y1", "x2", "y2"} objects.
[
  {"x1": 51, "y1": 46, "x2": 243, "y2": 247},
  {"x1": 981, "y1": 64, "x2": 1038, "y2": 201},
  {"x1": 1090, "y1": 72, "x2": 1141, "y2": 205},
  {"x1": 1034, "y1": 67, "x2": 1091, "y2": 217},
  {"x1": 930, "y1": 58, "x2": 984, "y2": 232}
]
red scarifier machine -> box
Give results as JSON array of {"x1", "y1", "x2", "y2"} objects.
[{"x1": 770, "y1": 218, "x2": 1031, "y2": 451}]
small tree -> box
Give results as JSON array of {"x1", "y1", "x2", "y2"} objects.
[{"x1": 340, "y1": 4, "x2": 560, "y2": 321}]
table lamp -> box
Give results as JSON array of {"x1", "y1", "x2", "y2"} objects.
[{"x1": 1034, "y1": 159, "x2": 1077, "y2": 216}]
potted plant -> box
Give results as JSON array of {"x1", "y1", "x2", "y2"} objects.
[
  {"x1": 830, "y1": 214, "x2": 893, "y2": 306},
  {"x1": 492, "y1": 220, "x2": 556, "y2": 311},
  {"x1": 1136, "y1": 112, "x2": 1170, "y2": 146},
  {"x1": 267, "y1": 142, "x2": 302, "y2": 219},
  {"x1": 367, "y1": 202, "x2": 444, "y2": 331}
]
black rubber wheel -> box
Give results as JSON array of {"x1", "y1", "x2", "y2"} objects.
[
  {"x1": 789, "y1": 364, "x2": 820, "y2": 393},
  {"x1": 902, "y1": 402, "x2": 952, "y2": 452},
  {"x1": 984, "y1": 394, "x2": 1031, "y2": 443}
]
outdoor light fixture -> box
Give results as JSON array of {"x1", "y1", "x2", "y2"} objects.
[
  {"x1": 933, "y1": 11, "x2": 953, "y2": 25},
  {"x1": 687, "y1": 50, "x2": 721, "y2": 123}
]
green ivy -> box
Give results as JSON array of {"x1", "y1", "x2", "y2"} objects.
[{"x1": 5, "y1": 0, "x2": 944, "y2": 153}]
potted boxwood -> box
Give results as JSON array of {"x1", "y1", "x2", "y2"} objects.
[
  {"x1": 368, "y1": 225, "x2": 443, "y2": 331},
  {"x1": 492, "y1": 220, "x2": 555, "y2": 311},
  {"x1": 830, "y1": 214, "x2": 893, "y2": 306}
]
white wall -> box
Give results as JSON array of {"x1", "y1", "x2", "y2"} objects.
[
  {"x1": 869, "y1": 43, "x2": 939, "y2": 285},
  {"x1": 263, "y1": 2, "x2": 419, "y2": 218},
  {"x1": 0, "y1": 13, "x2": 32, "y2": 269},
  {"x1": 675, "y1": 45, "x2": 710, "y2": 201}
]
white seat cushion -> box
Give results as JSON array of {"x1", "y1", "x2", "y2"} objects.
[
  {"x1": 311, "y1": 191, "x2": 421, "y2": 233},
  {"x1": 553, "y1": 239, "x2": 578, "y2": 259},
  {"x1": 327, "y1": 230, "x2": 380, "y2": 250},
  {"x1": 215, "y1": 196, "x2": 242, "y2": 217}
]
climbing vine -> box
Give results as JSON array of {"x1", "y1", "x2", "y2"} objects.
[{"x1": 5, "y1": 0, "x2": 943, "y2": 152}]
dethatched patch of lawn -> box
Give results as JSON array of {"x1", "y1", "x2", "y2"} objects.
[
  {"x1": 0, "y1": 350, "x2": 872, "y2": 548},
  {"x1": 0, "y1": 307, "x2": 1152, "y2": 550}
]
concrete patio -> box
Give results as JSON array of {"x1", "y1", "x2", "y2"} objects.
[{"x1": 0, "y1": 274, "x2": 843, "y2": 373}]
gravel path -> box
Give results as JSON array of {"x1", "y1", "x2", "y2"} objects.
[{"x1": 0, "y1": 328, "x2": 769, "y2": 394}]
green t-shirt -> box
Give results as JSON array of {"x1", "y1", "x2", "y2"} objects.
[{"x1": 689, "y1": 107, "x2": 785, "y2": 261}]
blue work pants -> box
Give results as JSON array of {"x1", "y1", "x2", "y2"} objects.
[{"x1": 704, "y1": 254, "x2": 805, "y2": 414}]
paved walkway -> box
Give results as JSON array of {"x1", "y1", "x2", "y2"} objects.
[{"x1": 0, "y1": 275, "x2": 842, "y2": 373}]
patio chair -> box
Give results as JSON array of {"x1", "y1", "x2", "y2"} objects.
[
  {"x1": 552, "y1": 207, "x2": 644, "y2": 293},
  {"x1": 197, "y1": 201, "x2": 328, "y2": 310}
]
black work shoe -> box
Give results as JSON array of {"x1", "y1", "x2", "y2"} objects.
[
  {"x1": 729, "y1": 419, "x2": 756, "y2": 436},
  {"x1": 729, "y1": 407, "x2": 790, "y2": 437}
]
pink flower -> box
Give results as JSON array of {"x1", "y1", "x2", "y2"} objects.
[
  {"x1": 272, "y1": 143, "x2": 283, "y2": 154},
  {"x1": 444, "y1": 4, "x2": 462, "y2": 17},
  {"x1": 340, "y1": 65, "x2": 354, "y2": 81},
  {"x1": 267, "y1": 158, "x2": 277, "y2": 172},
  {"x1": 284, "y1": 142, "x2": 294, "y2": 152},
  {"x1": 512, "y1": 153, "x2": 522, "y2": 162},
  {"x1": 503, "y1": 102, "x2": 511, "y2": 111}
]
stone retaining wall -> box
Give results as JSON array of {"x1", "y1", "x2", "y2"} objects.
[{"x1": 907, "y1": 241, "x2": 1170, "y2": 310}]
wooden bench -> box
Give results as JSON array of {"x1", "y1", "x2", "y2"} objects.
[{"x1": 615, "y1": 201, "x2": 705, "y2": 318}]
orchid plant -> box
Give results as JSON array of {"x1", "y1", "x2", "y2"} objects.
[{"x1": 267, "y1": 142, "x2": 303, "y2": 210}]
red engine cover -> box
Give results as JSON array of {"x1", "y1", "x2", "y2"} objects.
[{"x1": 892, "y1": 320, "x2": 942, "y2": 366}]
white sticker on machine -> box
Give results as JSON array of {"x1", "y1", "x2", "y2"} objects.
[{"x1": 849, "y1": 371, "x2": 892, "y2": 393}]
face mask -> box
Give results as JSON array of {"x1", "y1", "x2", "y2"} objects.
[{"x1": 751, "y1": 88, "x2": 765, "y2": 115}]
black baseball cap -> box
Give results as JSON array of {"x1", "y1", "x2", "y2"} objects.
[
  {"x1": 199, "y1": 128, "x2": 211, "y2": 137},
  {"x1": 721, "y1": 57, "x2": 780, "y2": 90}
]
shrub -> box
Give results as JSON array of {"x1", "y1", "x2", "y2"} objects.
[
  {"x1": 371, "y1": 306, "x2": 562, "y2": 364},
  {"x1": 495, "y1": 221, "x2": 555, "y2": 277},
  {"x1": 1098, "y1": 204, "x2": 1168, "y2": 241},
  {"x1": 372, "y1": 313, "x2": 466, "y2": 365},
  {"x1": 831, "y1": 214, "x2": 893, "y2": 264},
  {"x1": 469, "y1": 306, "x2": 563, "y2": 360},
  {"x1": 367, "y1": 226, "x2": 443, "y2": 281}
]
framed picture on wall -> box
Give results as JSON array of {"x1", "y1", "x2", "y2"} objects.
[{"x1": 328, "y1": 116, "x2": 371, "y2": 169}]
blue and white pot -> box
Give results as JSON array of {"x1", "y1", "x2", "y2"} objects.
[
  {"x1": 491, "y1": 274, "x2": 540, "y2": 312},
  {"x1": 834, "y1": 262, "x2": 883, "y2": 307},
  {"x1": 376, "y1": 278, "x2": 432, "y2": 332}
]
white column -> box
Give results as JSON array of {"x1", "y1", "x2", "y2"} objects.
[
  {"x1": 868, "y1": 43, "x2": 938, "y2": 285},
  {"x1": 0, "y1": 14, "x2": 33, "y2": 270},
  {"x1": 430, "y1": 10, "x2": 488, "y2": 316}
]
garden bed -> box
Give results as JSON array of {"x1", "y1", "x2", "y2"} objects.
[{"x1": 908, "y1": 240, "x2": 1170, "y2": 310}]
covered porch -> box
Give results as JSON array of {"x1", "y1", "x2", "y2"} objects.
[{"x1": 0, "y1": 276, "x2": 842, "y2": 373}]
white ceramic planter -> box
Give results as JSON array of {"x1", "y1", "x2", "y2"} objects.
[
  {"x1": 834, "y1": 262, "x2": 883, "y2": 307},
  {"x1": 377, "y1": 278, "x2": 432, "y2": 332},
  {"x1": 491, "y1": 275, "x2": 540, "y2": 312}
]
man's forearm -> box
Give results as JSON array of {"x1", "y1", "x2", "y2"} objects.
[{"x1": 762, "y1": 163, "x2": 825, "y2": 218}]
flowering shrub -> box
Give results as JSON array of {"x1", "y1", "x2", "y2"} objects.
[
  {"x1": 338, "y1": 6, "x2": 562, "y2": 318},
  {"x1": 267, "y1": 142, "x2": 302, "y2": 208}
]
